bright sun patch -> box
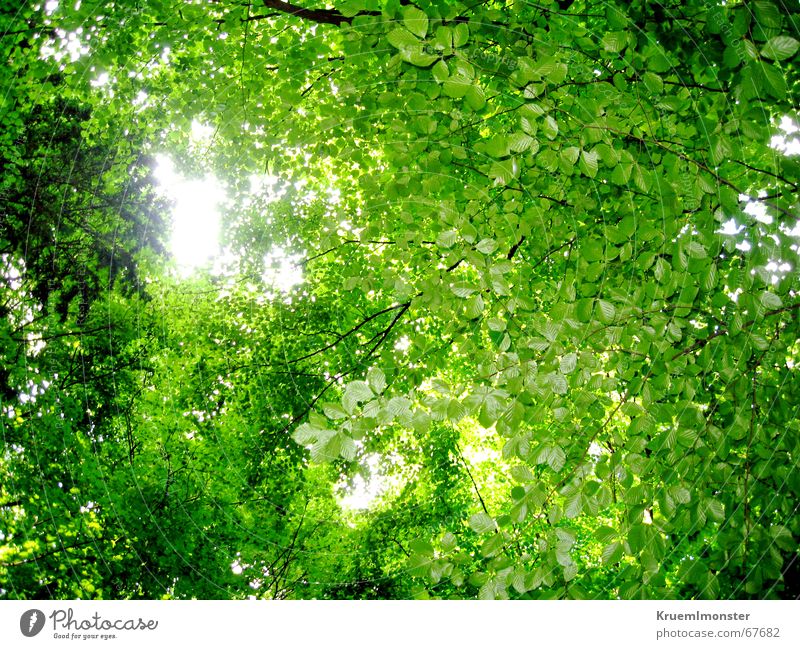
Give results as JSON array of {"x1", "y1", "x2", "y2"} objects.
[
  {"x1": 155, "y1": 155, "x2": 225, "y2": 274},
  {"x1": 262, "y1": 246, "x2": 304, "y2": 294}
]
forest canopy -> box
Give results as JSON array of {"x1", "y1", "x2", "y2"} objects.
[{"x1": 1, "y1": 0, "x2": 799, "y2": 599}]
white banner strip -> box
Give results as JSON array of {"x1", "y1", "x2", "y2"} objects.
[{"x1": 1, "y1": 600, "x2": 798, "y2": 648}]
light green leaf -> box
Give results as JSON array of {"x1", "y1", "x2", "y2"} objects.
[
  {"x1": 452, "y1": 22, "x2": 469, "y2": 48},
  {"x1": 760, "y1": 35, "x2": 799, "y2": 61},
  {"x1": 508, "y1": 131, "x2": 535, "y2": 153},
  {"x1": 542, "y1": 115, "x2": 558, "y2": 140},
  {"x1": 322, "y1": 402, "x2": 348, "y2": 420},
  {"x1": 432, "y1": 59, "x2": 449, "y2": 83},
  {"x1": 580, "y1": 149, "x2": 599, "y2": 178},
  {"x1": 489, "y1": 158, "x2": 519, "y2": 185},
  {"x1": 400, "y1": 47, "x2": 438, "y2": 67},
  {"x1": 686, "y1": 241, "x2": 707, "y2": 259},
  {"x1": 436, "y1": 229, "x2": 458, "y2": 248},
  {"x1": 760, "y1": 291, "x2": 783, "y2": 310},
  {"x1": 547, "y1": 446, "x2": 566, "y2": 472},
  {"x1": 367, "y1": 366, "x2": 386, "y2": 394},
  {"x1": 641, "y1": 71, "x2": 663, "y2": 94},
  {"x1": 465, "y1": 84, "x2": 486, "y2": 110},
  {"x1": 510, "y1": 465, "x2": 535, "y2": 482},
  {"x1": 343, "y1": 380, "x2": 373, "y2": 413},
  {"x1": 705, "y1": 498, "x2": 725, "y2": 523},
  {"x1": 469, "y1": 512, "x2": 496, "y2": 535},
  {"x1": 402, "y1": 6, "x2": 429, "y2": 39},
  {"x1": 601, "y1": 541, "x2": 623, "y2": 565},
  {"x1": 560, "y1": 352, "x2": 577, "y2": 375},
  {"x1": 562, "y1": 146, "x2": 580, "y2": 165},
  {"x1": 475, "y1": 239, "x2": 497, "y2": 255},
  {"x1": 387, "y1": 27, "x2": 420, "y2": 49},
  {"x1": 597, "y1": 299, "x2": 616, "y2": 323},
  {"x1": 602, "y1": 31, "x2": 627, "y2": 53}
]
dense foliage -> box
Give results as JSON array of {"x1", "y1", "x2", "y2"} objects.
[{"x1": 1, "y1": 0, "x2": 799, "y2": 599}]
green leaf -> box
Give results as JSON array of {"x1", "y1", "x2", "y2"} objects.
[
  {"x1": 641, "y1": 71, "x2": 663, "y2": 94},
  {"x1": 602, "y1": 32, "x2": 627, "y2": 53},
  {"x1": 510, "y1": 465, "x2": 535, "y2": 482},
  {"x1": 597, "y1": 299, "x2": 616, "y2": 323},
  {"x1": 547, "y1": 446, "x2": 566, "y2": 472},
  {"x1": 436, "y1": 229, "x2": 458, "y2": 248},
  {"x1": 595, "y1": 526, "x2": 617, "y2": 544},
  {"x1": 673, "y1": 486, "x2": 691, "y2": 504},
  {"x1": 410, "y1": 538, "x2": 434, "y2": 556},
  {"x1": 560, "y1": 352, "x2": 577, "y2": 375},
  {"x1": 580, "y1": 149, "x2": 599, "y2": 178},
  {"x1": 431, "y1": 60, "x2": 449, "y2": 83},
  {"x1": 322, "y1": 402, "x2": 348, "y2": 420},
  {"x1": 343, "y1": 380, "x2": 373, "y2": 413},
  {"x1": 760, "y1": 35, "x2": 799, "y2": 61},
  {"x1": 340, "y1": 435, "x2": 357, "y2": 461},
  {"x1": 705, "y1": 498, "x2": 725, "y2": 523},
  {"x1": 564, "y1": 492, "x2": 582, "y2": 518},
  {"x1": 759, "y1": 61, "x2": 787, "y2": 98},
  {"x1": 443, "y1": 77, "x2": 470, "y2": 98},
  {"x1": 550, "y1": 373, "x2": 568, "y2": 395},
  {"x1": 489, "y1": 158, "x2": 519, "y2": 185},
  {"x1": 760, "y1": 291, "x2": 783, "y2": 310},
  {"x1": 601, "y1": 541, "x2": 623, "y2": 565},
  {"x1": 469, "y1": 512, "x2": 496, "y2": 535},
  {"x1": 686, "y1": 241, "x2": 707, "y2": 259},
  {"x1": 542, "y1": 115, "x2": 558, "y2": 140},
  {"x1": 485, "y1": 136, "x2": 509, "y2": 158},
  {"x1": 480, "y1": 533, "x2": 505, "y2": 557},
  {"x1": 402, "y1": 6, "x2": 429, "y2": 39},
  {"x1": 441, "y1": 532, "x2": 457, "y2": 552},
  {"x1": 476, "y1": 238, "x2": 497, "y2": 255},
  {"x1": 582, "y1": 238, "x2": 603, "y2": 262},
  {"x1": 387, "y1": 27, "x2": 420, "y2": 49},
  {"x1": 400, "y1": 47, "x2": 438, "y2": 67},
  {"x1": 367, "y1": 366, "x2": 386, "y2": 394},
  {"x1": 453, "y1": 23, "x2": 469, "y2": 48},
  {"x1": 465, "y1": 84, "x2": 486, "y2": 110},
  {"x1": 508, "y1": 132, "x2": 535, "y2": 153},
  {"x1": 770, "y1": 525, "x2": 795, "y2": 551},
  {"x1": 654, "y1": 257, "x2": 670, "y2": 284}
]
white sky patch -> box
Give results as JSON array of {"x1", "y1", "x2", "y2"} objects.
[
  {"x1": 327, "y1": 186, "x2": 341, "y2": 205},
  {"x1": 771, "y1": 115, "x2": 800, "y2": 156},
  {"x1": 718, "y1": 218, "x2": 744, "y2": 236},
  {"x1": 338, "y1": 453, "x2": 386, "y2": 510},
  {"x1": 40, "y1": 28, "x2": 89, "y2": 63},
  {"x1": 249, "y1": 173, "x2": 279, "y2": 193},
  {"x1": 739, "y1": 192, "x2": 771, "y2": 224},
  {"x1": 262, "y1": 246, "x2": 304, "y2": 293},
  {"x1": 90, "y1": 71, "x2": 109, "y2": 87},
  {"x1": 155, "y1": 155, "x2": 225, "y2": 274},
  {"x1": 190, "y1": 120, "x2": 215, "y2": 144},
  {"x1": 248, "y1": 173, "x2": 287, "y2": 204},
  {"x1": 588, "y1": 442, "x2": 605, "y2": 459},
  {"x1": 132, "y1": 90, "x2": 149, "y2": 109}
]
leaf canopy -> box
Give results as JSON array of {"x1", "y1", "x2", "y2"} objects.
[{"x1": 1, "y1": 0, "x2": 799, "y2": 600}]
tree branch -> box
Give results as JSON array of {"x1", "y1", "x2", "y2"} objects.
[
  {"x1": 507, "y1": 236, "x2": 525, "y2": 259},
  {"x1": 455, "y1": 442, "x2": 491, "y2": 518},
  {"x1": 286, "y1": 301, "x2": 411, "y2": 365},
  {"x1": 260, "y1": 0, "x2": 377, "y2": 26},
  {"x1": 672, "y1": 302, "x2": 800, "y2": 360}
]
